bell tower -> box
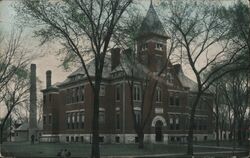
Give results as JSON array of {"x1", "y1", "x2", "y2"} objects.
[{"x1": 136, "y1": 1, "x2": 169, "y2": 72}]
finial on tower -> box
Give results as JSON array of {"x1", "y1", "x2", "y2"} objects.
[{"x1": 150, "y1": 0, "x2": 153, "y2": 6}]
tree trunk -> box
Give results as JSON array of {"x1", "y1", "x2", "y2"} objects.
[
  {"x1": 138, "y1": 129, "x2": 144, "y2": 149},
  {"x1": 0, "y1": 126, "x2": 3, "y2": 145},
  {"x1": 216, "y1": 116, "x2": 220, "y2": 146},
  {"x1": 216, "y1": 103, "x2": 220, "y2": 146},
  {"x1": 91, "y1": 77, "x2": 101, "y2": 158},
  {"x1": 187, "y1": 93, "x2": 201, "y2": 156},
  {"x1": 237, "y1": 121, "x2": 242, "y2": 146}
]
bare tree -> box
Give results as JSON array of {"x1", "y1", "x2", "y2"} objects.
[
  {"x1": 16, "y1": 1, "x2": 132, "y2": 157},
  {"x1": 159, "y1": 0, "x2": 248, "y2": 155},
  {"x1": 221, "y1": 71, "x2": 249, "y2": 146},
  {"x1": 0, "y1": 30, "x2": 30, "y2": 151},
  {"x1": 0, "y1": 66, "x2": 29, "y2": 146}
]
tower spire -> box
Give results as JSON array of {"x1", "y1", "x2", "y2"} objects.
[{"x1": 150, "y1": 0, "x2": 153, "y2": 6}]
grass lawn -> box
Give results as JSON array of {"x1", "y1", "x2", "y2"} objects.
[{"x1": 1, "y1": 142, "x2": 248, "y2": 158}]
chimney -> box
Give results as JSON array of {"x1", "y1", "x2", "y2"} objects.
[
  {"x1": 46, "y1": 70, "x2": 52, "y2": 88},
  {"x1": 111, "y1": 48, "x2": 121, "y2": 70},
  {"x1": 29, "y1": 64, "x2": 37, "y2": 140}
]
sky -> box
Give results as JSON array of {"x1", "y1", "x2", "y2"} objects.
[
  {"x1": 0, "y1": 0, "x2": 237, "y2": 99},
  {"x1": 0, "y1": 0, "x2": 71, "y2": 89}
]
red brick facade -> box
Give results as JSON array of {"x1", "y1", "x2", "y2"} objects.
[{"x1": 41, "y1": 3, "x2": 213, "y2": 144}]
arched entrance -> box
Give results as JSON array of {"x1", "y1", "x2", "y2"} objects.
[{"x1": 155, "y1": 120, "x2": 163, "y2": 142}]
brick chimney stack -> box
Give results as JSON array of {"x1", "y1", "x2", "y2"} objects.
[
  {"x1": 29, "y1": 64, "x2": 37, "y2": 140},
  {"x1": 46, "y1": 70, "x2": 52, "y2": 88},
  {"x1": 111, "y1": 48, "x2": 121, "y2": 71}
]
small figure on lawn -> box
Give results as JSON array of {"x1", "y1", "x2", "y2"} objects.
[
  {"x1": 31, "y1": 135, "x2": 35, "y2": 144},
  {"x1": 57, "y1": 149, "x2": 63, "y2": 157},
  {"x1": 65, "y1": 149, "x2": 71, "y2": 158}
]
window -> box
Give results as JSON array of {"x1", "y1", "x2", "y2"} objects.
[
  {"x1": 155, "y1": 43, "x2": 163, "y2": 50},
  {"x1": 80, "y1": 86, "x2": 84, "y2": 101},
  {"x1": 175, "y1": 96, "x2": 180, "y2": 106},
  {"x1": 43, "y1": 115, "x2": 46, "y2": 125},
  {"x1": 156, "y1": 87, "x2": 162, "y2": 102},
  {"x1": 116, "y1": 113, "x2": 120, "y2": 130},
  {"x1": 141, "y1": 43, "x2": 148, "y2": 51},
  {"x1": 116, "y1": 85, "x2": 121, "y2": 101},
  {"x1": 71, "y1": 113, "x2": 75, "y2": 129},
  {"x1": 66, "y1": 89, "x2": 70, "y2": 104},
  {"x1": 72, "y1": 88, "x2": 76, "y2": 103},
  {"x1": 100, "y1": 85, "x2": 105, "y2": 96},
  {"x1": 48, "y1": 115, "x2": 52, "y2": 124},
  {"x1": 66, "y1": 136, "x2": 69, "y2": 142},
  {"x1": 133, "y1": 85, "x2": 141, "y2": 101},
  {"x1": 67, "y1": 113, "x2": 71, "y2": 129},
  {"x1": 80, "y1": 112, "x2": 85, "y2": 128},
  {"x1": 167, "y1": 73, "x2": 174, "y2": 84},
  {"x1": 135, "y1": 111, "x2": 141, "y2": 126},
  {"x1": 176, "y1": 117, "x2": 180, "y2": 130},
  {"x1": 99, "y1": 111, "x2": 105, "y2": 125},
  {"x1": 169, "y1": 95, "x2": 180, "y2": 106},
  {"x1": 76, "y1": 112, "x2": 80, "y2": 129},
  {"x1": 170, "y1": 117, "x2": 174, "y2": 130},
  {"x1": 75, "y1": 136, "x2": 79, "y2": 142},
  {"x1": 81, "y1": 136, "x2": 84, "y2": 143},
  {"x1": 76, "y1": 87, "x2": 79, "y2": 102},
  {"x1": 170, "y1": 96, "x2": 174, "y2": 106},
  {"x1": 71, "y1": 136, "x2": 74, "y2": 142},
  {"x1": 16, "y1": 132, "x2": 18, "y2": 136}
]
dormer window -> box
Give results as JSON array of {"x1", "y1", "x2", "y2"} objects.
[
  {"x1": 141, "y1": 43, "x2": 148, "y2": 51},
  {"x1": 155, "y1": 43, "x2": 163, "y2": 51}
]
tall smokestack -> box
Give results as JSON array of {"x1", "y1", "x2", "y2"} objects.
[
  {"x1": 29, "y1": 64, "x2": 37, "y2": 140},
  {"x1": 46, "y1": 70, "x2": 52, "y2": 88}
]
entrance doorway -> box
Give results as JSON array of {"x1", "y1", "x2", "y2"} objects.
[{"x1": 155, "y1": 120, "x2": 163, "y2": 142}]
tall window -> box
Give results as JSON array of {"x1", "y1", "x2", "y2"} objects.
[
  {"x1": 116, "y1": 113, "x2": 120, "y2": 130},
  {"x1": 170, "y1": 96, "x2": 174, "y2": 106},
  {"x1": 99, "y1": 111, "x2": 105, "y2": 125},
  {"x1": 176, "y1": 117, "x2": 180, "y2": 130},
  {"x1": 72, "y1": 113, "x2": 75, "y2": 129},
  {"x1": 175, "y1": 96, "x2": 180, "y2": 106},
  {"x1": 75, "y1": 112, "x2": 79, "y2": 129},
  {"x1": 48, "y1": 114, "x2": 52, "y2": 124},
  {"x1": 135, "y1": 110, "x2": 141, "y2": 126},
  {"x1": 170, "y1": 117, "x2": 174, "y2": 130},
  {"x1": 80, "y1": 86, "x2": 84, "y2": 101},
  {"x1": 76, "y1": 87, "x2": 79, "y2": 102},
  {"x1": 167, "y1": 73, "x2": 174, "y2": 83},
  {"x1": 72, "y1": 88, "x2": 76, "y2": 103},
  {"x1": 116, "y1": 85, "x2": 121, "y2": 101},
  {"x1": 133, "y1": 85, "x2": 141, "y2": 101},
  {"x1": 169, "y1": 95, "x2": 180, "y2": 106},
  {"x1": 66, "y1": 89, "x2": 70, "y2": 104},
  {"x1": 80, "y1": 112, "x2": 85, "y2": 128},
  {"x1": 156, "y1": 87, "x2": 162, "y2": 102},
  {"x1": 67, "y1": 113, "x2": 71, "y2": 129}
]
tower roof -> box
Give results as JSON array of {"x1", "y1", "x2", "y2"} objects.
[{"x1": 137, "y1": 2, "x2": 168, "y2": 39}]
